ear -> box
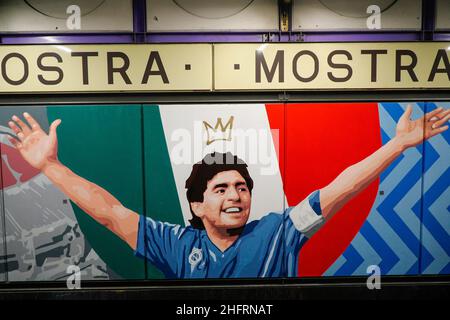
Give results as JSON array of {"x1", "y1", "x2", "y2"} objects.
[{"x1": 190, "y1": 202, "x2": 204, "y2": 217}]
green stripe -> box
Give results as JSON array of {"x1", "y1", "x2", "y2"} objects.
[
  {"x1": 48, "y1": 105, "x2": 145, "y2": 279},
  {"x1": 144, "y1": 105, "x2": 184, "y2": 279}
]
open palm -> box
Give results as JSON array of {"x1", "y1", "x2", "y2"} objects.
[
  {"x1": 8, "y1": 113, "x2": 61, "y2": 170},
  {"x1": 396, "y1": 105, "x2": 450, "y2": 149}
]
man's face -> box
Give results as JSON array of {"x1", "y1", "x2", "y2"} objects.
[{"x1": 191, "y1": 170, "x2": 251, "y2": 232}]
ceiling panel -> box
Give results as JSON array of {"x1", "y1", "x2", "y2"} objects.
[
  {"x1": 147, "y1": 0, "x2": 279, "y2": 32},
  {"x1": 0, "y1": 0, "x2": 133, "y2": 32},
  {"x1": 292, "y1": 0, "x2": 421, "y2": 31}
]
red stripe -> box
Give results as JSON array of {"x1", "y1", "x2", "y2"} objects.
[{"x1": 267, "y1": 102, "x2": 381, "y2": 277}]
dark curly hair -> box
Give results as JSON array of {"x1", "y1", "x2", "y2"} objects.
[{"x1": 185, "y1": 152, "x2": 254, "y2": 230}]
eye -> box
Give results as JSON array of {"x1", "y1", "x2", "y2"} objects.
[
  {"x1": 238, "y1": 187, "x2": 248, "y2": 192},
  {"x1": 216, "y1": 189, "x2": 225, "y2": 194}
]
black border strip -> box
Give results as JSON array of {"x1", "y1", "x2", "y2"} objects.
[{"x1": 0, "y1": 90, "x2": 449, "y2": 105}]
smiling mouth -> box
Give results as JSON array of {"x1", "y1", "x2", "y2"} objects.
[{"x1": 223, "y1": 207, "x2": 243, "y2": 214}]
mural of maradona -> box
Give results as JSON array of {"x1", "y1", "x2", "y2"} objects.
[{"x1": 6, "y1": 106, "x2": 450, "y2": 278}]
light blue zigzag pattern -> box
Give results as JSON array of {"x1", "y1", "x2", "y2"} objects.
[
  {"x1": 324, "y1": 102, "x2": 423, "y2": 276},
  {"x1": 421, "y1": 102, "x2": 450, "y2": 274}
]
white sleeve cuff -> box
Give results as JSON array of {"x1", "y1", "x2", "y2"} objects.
[{"x1": 289, "y1": 194, "x2": 325, "y2": 238}]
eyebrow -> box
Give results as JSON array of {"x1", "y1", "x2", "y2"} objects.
[
  {"x1": 213, "y1": 181, "x2": 247, "y2": 190},
  {"x1": 213, "y1": 183, "x2": 228, "y2": 190}
]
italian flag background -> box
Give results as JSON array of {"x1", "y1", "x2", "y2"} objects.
[
  {"x1": 4, "y1": 102, "x2": 448, "y2": 280},
  {"x1": 148, "y1": 103, "x2": 381, "y2": 278}
]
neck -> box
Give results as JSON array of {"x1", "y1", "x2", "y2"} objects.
[{"x1": 204, "y1": 226, "x2": 243, "y2": 252}]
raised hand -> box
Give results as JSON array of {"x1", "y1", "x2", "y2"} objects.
[
  {"x1": 395, "y1": 105, "x2": 449, "y2": 149},
  {"x1": 8, "y1": 113, "x2": 61, "y2": 170},
  {"x1": 7, "y1": 112, "x2": 139, "y2": 249}
]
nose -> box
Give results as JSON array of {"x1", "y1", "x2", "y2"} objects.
[{"x1": 226, "y1": 187, "x2": 240, "y2": 202}]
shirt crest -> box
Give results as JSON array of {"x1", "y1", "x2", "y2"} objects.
[{"x1": 188, "y1": 247, "x2": 203, "y2": 268}]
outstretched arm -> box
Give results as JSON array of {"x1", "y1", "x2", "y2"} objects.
[
  {"x1": 319, "y1": 105, "x2": 449, "y2": 221},
  {"x1": 8, "y1": 113, "x2": 139, "y2": 250}
]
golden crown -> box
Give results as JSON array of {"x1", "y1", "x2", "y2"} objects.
[{"x1": 203, "y1": 116, "x2": 234, "y2": 145}]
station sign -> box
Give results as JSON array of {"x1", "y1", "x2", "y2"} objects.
[{"x1": 0, "y1": 43, "x2": 449, "y2": 93}]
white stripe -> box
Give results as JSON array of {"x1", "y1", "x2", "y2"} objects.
[{"x1": 159, "y1": 104, "x2": 285, "y2": 226}]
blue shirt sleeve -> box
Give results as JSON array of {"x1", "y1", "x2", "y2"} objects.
[
  {"x1": 134, "y1": 215, "x2": 187, "y2": 276},
  {"x1": 308, "y1": 190, "x2": 322, "y2": 215}
]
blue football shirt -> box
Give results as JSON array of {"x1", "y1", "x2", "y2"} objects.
[{"x1": 135, "y1": 191, "x2": 323, "y2": 278}]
